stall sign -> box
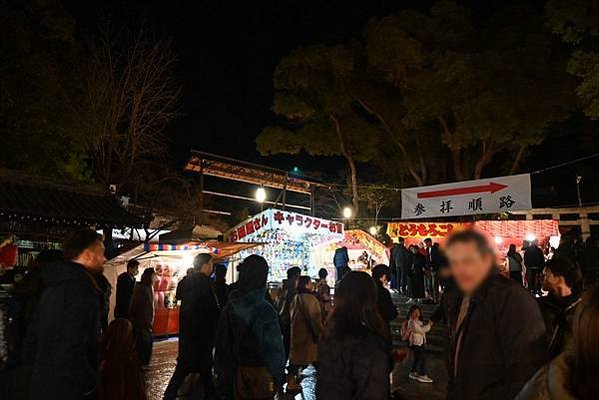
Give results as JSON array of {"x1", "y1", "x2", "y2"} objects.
[
  {"x1": 387, "y1": 222, "x2": 472, "y2": 239},
  {"x1": 401, "y1": 174, "x2": 532, "y2": 219},
  {"x1": 227, "y1": 209, "x2": 344, "y2": 242}
]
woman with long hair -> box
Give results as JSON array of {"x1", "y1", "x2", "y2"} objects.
[
  {"x1": 516, "y1": 285, "x2": 599, "y2": 400},
  {"x1": 129, "y1": 267, "x2": 156, "y2": 366},
  {"x1": 98, "y1": 318, "x2": 147, "y2": 400},
  {"x1": 316, "y1": 271, "x2": 391, "y2": 399}
]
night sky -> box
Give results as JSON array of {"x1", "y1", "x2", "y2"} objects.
[{"x1": 65, "y1": 0, "x2": 598, "y2": 209}]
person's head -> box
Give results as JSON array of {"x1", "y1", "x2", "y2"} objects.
[
  {"x1": 323, "y1": 271, "x2": 387, "y2": 341},
  {"x1": 193, "y1": 253, "x2": 214, "y2": 276},
  {"x1": 446, "y1": 230, "x2": 496, "y2": 295},
  {"x1": 140, "y1": 267, "x2": 156, "y2": 286},
  {"x1": 237, "y1": 255, "x2": 269, "y2": 294},
  {"x1": 371, "y1": 264, "x2": 390, "y2": 284},
  {"x1": 398, "y1": 237, "x2": 405, "y2": 245},
  {"x1": 102, "y1": 318, "x2": 135, "y2": 357},
  {"x1": 297, "y1": 275, "x2": 314, "y2": 293},
  {"x1": 542, "y1": 257, "x2": 581, "y2": 296},
  {"x1": 424, "y1": 238, "x2": 432, "y2": 248},
  {"x1": 532, "y1": 239, "x2": 539, "y2": 247},
  {"x1": 62, "y1": 229, "x2": 106, "y2": 272},
  {"x1": 410, "y1": 245, "x2": 419, "y2": 254},
  {"x1": 408, "y1": 305, "x2": 422, "y2": 320},
  {"x1": 214, "y1": 264, "x2": 227, "y2": 282},
  {"x1": 507, "y1": 244, "x2": 517, "y2": 255},
  {"x1": 126, "y1": 259, "x2": 140, "y2": 276},
  {"x1": 318, "y1": 268, "x2": 328, "y2": 280},
  {"x1": 29, "y1": 249, "x2": 63, "y2": 270},
  {"x1": 570, "y1": 285, "x2": 599, "y2": 399},
  {"x1": 287, "y1": 266, "x2": 301, "y2": 280}
]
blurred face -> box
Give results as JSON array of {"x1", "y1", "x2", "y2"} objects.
[
  {"x1": 79, "y1": 240, "x2": 107, "y2": 272},
  {"x1": 411, "y1": 308, "x2": 421, "y2": 319},
  {"x1": 411, "y1": 247, "x2": 418, "y2": 254},
  {"x1": 542, "y1": 268, "x2": 562, "y2": 294},
  {"x1": 379, "y1": 274, "x2": 388, "y2": 284},
  {"x1": 447, "y1": 241, "x2": 494, "y2": 294},
  {"x1": 129, "y1": 265, "x2": 139, "y2": 277},
  {"x1": 199, "y1": 259, "x2": 214, "y2": 276},
  {"x1": 305, "y1": 280, "x2": 315, "y2": 291}
]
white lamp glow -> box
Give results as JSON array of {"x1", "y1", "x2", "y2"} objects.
[
  {"x1": 255, "y1": 187, "x2": 266, "y2": 203},
  {"x1": 369, "y1": 226, "x2": 378, "y2": 235},
  {"x1": 342, "y1": 206, "x2": 353, "y2": 219},
  {"x1": 525, "y1": 233, "x2": 537, "y2": 242},
  {"x1": 494, "y1": 236, "x2": 503, "y2": 245}
]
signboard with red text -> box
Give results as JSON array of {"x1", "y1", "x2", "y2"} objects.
[
  {"x1": 401, "y1": 174, "x2": 531, "y2": 219},
  {"x1": 226, "y1": 209, "x2": 344, "y2": 242}
]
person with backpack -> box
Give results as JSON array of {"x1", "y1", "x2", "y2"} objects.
[{"x1": 407, "y1": 305, "x2": 433, "y2": 383}]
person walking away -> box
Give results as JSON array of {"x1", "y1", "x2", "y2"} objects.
[
  {"x1": 333, "y1": 246, "x2": 350, "y2": 282},
  {"x1": 507, "y1": 244, "x2": 524, "y2": 285},
  {"x1": 317, "y1": 271, "x2": 392, "y2": 400},
  {"x1": 516, "y1": 285, "x2": 599, "y2": 400},
  {"x1": 424, "y1": 238, "x2": 441, "y2": 301},
  {"x1": 288, "y1": 276, "x2": 324, "y2": 392},
  {"x1": 130, "y1": 267, "x2": 156, "y2": 366},
  {"x1": 372, "y1": 264, "x2": 398, "y2": 330},
  {"x1": 214, "y1": 264, "x2": 230, "y2": 308},
  {"x1": 407, "y1": 305, "x2": 433, "y2": 383},
  {"x1": 115, "y1": 259, "x2": 139, "y2": 319},
  {"x1": 444, "y1": 230, "x2": 545, "y2": 400},
  {"x1": 538, "y1": 257, "x2": 582, "y2": 360},
  {"x1": 390, "y1": 238, "x2": 411, "y2": 294},
  {"x1": 524, "y1": 239, "x2": 545, "y2": 294},
  {"x1": 164, "y1": 253, "x2": 219, "y2": 400},
  {"x1": 25, "y1": 229, "x2": 106, "y2": 400},
  {"x1": 410, "y1": 245, "x2": 426, "y2": 299},
  {"x1": 276, "y1": 266, "x2": 301, "y2": 360},
  {"x1": 214, "y1": 255, "x2": 285, "y2": 400},
  {"x1": 315, "y1": 268, "x2": 332, "y2": 320},
  {"x1": 98, "y1": 318, "x2": 148, "y2": 400}
]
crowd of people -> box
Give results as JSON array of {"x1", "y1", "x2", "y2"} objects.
[{"x1": 0, "y1": 227, "x2": 598, "y2": 400}]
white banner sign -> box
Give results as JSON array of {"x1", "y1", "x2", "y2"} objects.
[{"x1": 401, "y1": 174, "x2": 531, "y2": 219}]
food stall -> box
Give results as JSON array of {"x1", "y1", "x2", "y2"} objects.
[
  {"x1": 225, "y1": 209, "x2": 344, "y2": 281},
  {"x1": 104, "y1": 240, "x2": 259, "y2": 336},
  {"x1": 313, "y1": 229, "x2": 390, "y2": 276}
]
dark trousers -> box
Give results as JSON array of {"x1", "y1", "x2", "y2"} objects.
[
  {"x1": 509, "y1": 271, "x2": 523, "y2": 286},
  {"x1": 134, "y1": 328, "x2": 153, "y2": 366},
  {"x1": 399, "y1": 267, "x2": 409, "y2": 295},
  {"x1": 410, "y1": 345, "x2": 427, "y2": 375},
  {"x1": 163, "y1": 356, "x2": 214, "y2": 400},
  {"x1": 528, "y1": 268, "x2": 542, "y2": 293}
]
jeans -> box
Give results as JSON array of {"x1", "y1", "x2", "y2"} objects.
[{"x1": 410, "y1": 345, "x2": 427, "y2": 375}]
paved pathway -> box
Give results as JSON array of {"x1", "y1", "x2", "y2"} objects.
[{"x1": 147, "y1": 295, "x2": 448, "y2": 400}]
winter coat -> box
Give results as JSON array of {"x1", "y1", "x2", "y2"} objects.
[
  {"x1": 214, "y1": 279, "x2": 230, "y2": 308},
  {"x1": 129, "y1": 283, "x2": 154, "y2": 334},
  {"x1": 426, "y1": 245, "x2": 441, "y2": 271},
  {"x1": 408, "y1": 319, "x2": 431, "y2": 347},
  {"x1": 95, "y1": 273, "x2": 112, "y2": 333},
  {"x1": 25, "y1": 261, "x2": 100, "y2": 400},
  {"x1": 215, "y1": 288, "x2": 286, "y2": 398},
  {"x1": 411, "y1": 252, "x2": 427, "y2": 298},
  {"x1": 177, "y1": 272, "x2": 219, "y2": 370},
  {"x1": 444, "y1": 273, "x2": 546, "y2": 400},
  {"x1": 333, "y1": 248, "x2": 349, "y2": 269},
  {"x1": 389, "y1": 244, "x2": 410, "y2": 276},
  {"x1": 114, "y1": 272, "x2": 136, "y2": 319},
  {"x1": 289, "y1": 292, "x2": 324, "y2": 365},
  {"x1": 315, "y1": 279, "x2": 332, "y2": 319},
  {"x1": 524, "y1": 245, "x2": 545, "y2": 270},
  {"x1": 537, "y1": 293, "x2": 581, "y2": 360},
  {"x1": 515, "y1": 353, "x2": 577, "y2": 400},
  {"x1": 317, "y1": 330, "x2": 390, "y2": 400},
  {"x1": 508, "y1": 253, "x2": 523, "y2": 272},
  {"x1": 375, "y1": 280, "x2": 398, "y2": 325}
]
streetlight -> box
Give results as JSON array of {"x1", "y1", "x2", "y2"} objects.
[
  {"x1": 255, "y1": 187, "x2": 266, "y2": 203},
  {"x1": 342, "y1": 206, "x2": 353, "y2": 219},
  {"x1": 369, "y1": 226, "x2": 378, "y2": 235}
]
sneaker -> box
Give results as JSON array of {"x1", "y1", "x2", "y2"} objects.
[
  {"x1": 417, "y1": 375, "x2": 433, "y2": 383},
  {"x1": 408, "y1": 372, "x2": 419, "y2": 380}
]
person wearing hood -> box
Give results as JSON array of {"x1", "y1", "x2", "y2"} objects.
[
  {"x1": 215, "y1": 255, "x2": 285, "y2": 400},
  {"x1": 25, "y1": 229, "x2": 106, "y2": 400},
  {"x1": 333, "y1": 246, "x2": 350, "y2": 282},
  {"x1": 517, "y1": 285, "x2": 599, "y2": 400}
]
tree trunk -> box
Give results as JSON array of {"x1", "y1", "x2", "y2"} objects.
[
  {"x1": 331, "y1": 113, "x2": 359, "y2": 216},
  {"x1": 451, "y1": 148, "x2": 469, "y2": 181},
  {"x1": 509, "y1": 145, "x2": 527, "y2": 175}
]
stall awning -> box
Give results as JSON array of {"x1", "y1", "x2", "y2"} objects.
[
  {"x1": 0, "y1": 171, "x2": 145, "y2": 229},
  {"x1": 144, "y1": 240, "x2": 260, "y2": 260}
]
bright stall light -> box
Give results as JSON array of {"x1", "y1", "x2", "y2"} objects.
[
  {"x1": 342, "y1": 206, "x2": 353, "y2": 219},
  {"x1": 525, "y1": 233, "x2": 537, "y2": 242},
  {"x1": 549, "y1": 235, "x2": 561, "y2": 249},
  {"x1": 369, "y1": 226, "x2": 378, "y2": 235},
  {"x1": 494, "y1": 236, "x2": 503, "y2": 245},
  {"x1": 255, "y1": 187, "x2": 266, "y2": 203}
]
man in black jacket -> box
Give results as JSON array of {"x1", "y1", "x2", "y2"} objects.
[
  {"x1": 444, "y1": 230, "x2": 545, "y2": 400},
  {"x1": 524, "y1": 240, "x2": 545, "y2": 294},
  {"x1": 114, "y1": 259, "x2": 139, "y2": 319},
  {"x1": 164, "y1": 253, "x2": 219, "y2": 400},
  {"x1": 26, "y1": 229, "x2": 106, "y2": 400},
  {"x1": 389, "y1": 238, "x2": 410, "y2": 294}
]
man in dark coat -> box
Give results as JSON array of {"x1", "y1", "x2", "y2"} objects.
[
  {"x1": 114, "y1": 259, "x2": 139, "y2": 319},
  {"x1": 524, "y1": 239, "x2": 545, "y2": 294},
  {"x1": 389, "y1": 237, "x2": 410, "y2": 293},
  {"x1": 164, "y1": 253, "x2": 219, "y2": 400},
  {"x1": 333, "y1": 246, "x2": 350, "y2": 282},
  {"x1": 25, "y1": 229, "x2": 106, "y2": 400},
  {"x1": 372, "y1": 264, "x2": 398, "y2": 331},
  {"x1": 444, "y1": 230, "x2": 545, "y2": 400},
  {"x1": 538, "y1": 257, "x2": 582, "y2": 360}
]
